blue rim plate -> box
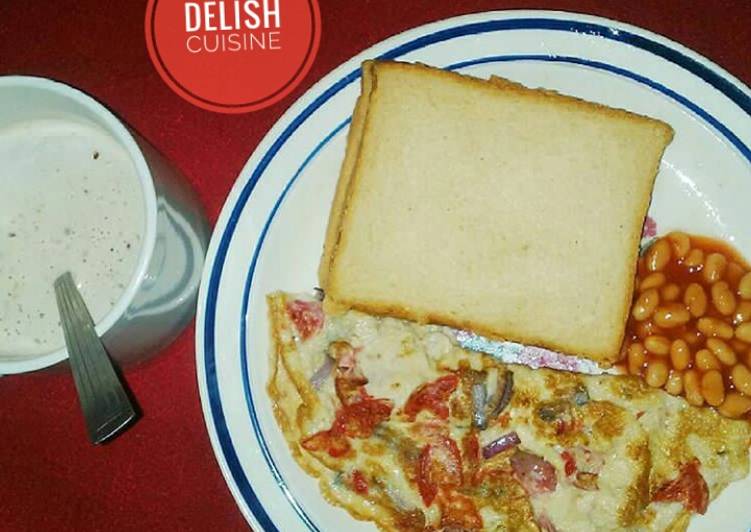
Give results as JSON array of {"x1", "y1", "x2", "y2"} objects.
[{"x1": 195, "y1": 10, "x2": 751, "y2": 531}]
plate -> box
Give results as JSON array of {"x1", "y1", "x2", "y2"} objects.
[{"x1": 195, "y1": 10, "x2": 751, "y2": 531}]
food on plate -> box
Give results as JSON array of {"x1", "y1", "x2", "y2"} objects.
[
  {"x1": 267, "y1": 291, "x2": 751, "y2": 531},
  {"x1": 623, "y1": 231, "x2": 751, "y2": 417},
  {"x1": 319, "y1": 60, "x2": 674, "y2": 365}
]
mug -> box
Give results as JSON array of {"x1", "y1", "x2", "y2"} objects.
[{"x1": 0, "y1": 76, "x2": 210, "y2": 373}]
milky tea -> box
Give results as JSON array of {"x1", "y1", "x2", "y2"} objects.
[{"x1": 0, "y1": 119, "x2": 145, "y2": 357}]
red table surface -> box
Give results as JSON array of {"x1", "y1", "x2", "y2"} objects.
[{"x1": 1, "y1": 1, "x2": 750, "y2": 530}]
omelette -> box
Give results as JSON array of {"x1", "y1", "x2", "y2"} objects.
[{"x1": 267, "y1": 291, "x2": 751, "y2": 531}]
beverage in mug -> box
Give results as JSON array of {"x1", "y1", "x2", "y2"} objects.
[
  {"x1": 0, "y1": 118, "x2": 146, "y2": 357},
  {"x1": 0, "y1": 75, "x2": 209, "y2": 374}
]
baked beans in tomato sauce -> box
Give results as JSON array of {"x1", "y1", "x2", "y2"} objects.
[{"x1": 621, "y1": 232, "x2": 751, "y2": 419}]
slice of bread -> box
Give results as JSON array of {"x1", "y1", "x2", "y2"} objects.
[{"x1": 319, "y1": 60, "x2": 673, "y2": 364}]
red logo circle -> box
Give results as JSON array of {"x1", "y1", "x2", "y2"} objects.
[{"x1": 145, "y1": 0, "x2": 321, "y2": 113}]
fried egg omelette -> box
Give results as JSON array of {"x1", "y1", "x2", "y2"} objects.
[{"x1": 267, "y1": 292, "x2": 751, "y2": 531}]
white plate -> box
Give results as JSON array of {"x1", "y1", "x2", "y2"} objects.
[{"x1": 195, "y1": 10, "x2": 751, "y2": 531}]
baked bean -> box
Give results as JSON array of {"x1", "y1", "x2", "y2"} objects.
[
  {"x1": 639, "y1": 272, "x2": 666, "y2": 292},
  {"x1": 670, "y1": 339, "x2": 691, "y2": 370},
  {"x1": 739, "y1": 272, "x2": 751, "y2": 300},
  {"x1": 701, "y1": 370, "x2": 725, "y2": 406},
  {"x1": 632, "y1": 289, "x2": 659, "y2": 321},
  {"x1": 661, "y1": 283, "x2": 681, "y2": 302},
  {"x1": 731, "y1": 364, "x2": 751, "y2": 396},
  {"x1": 706, "y1": 338, "x2": 737, "y2": 366},
  {"x1": 697, "y1": 317, "x2": 734, "y2": 339},
  {"x1": 684, "y1": 248, "x2": 705, "y2": 270},
  {"x1": 644, "y1": 335, "x2": 670, "y2": 356},
  {"x1": 665, "y1": 370, "x2": 684, "y2": 395},
  {"x1": 695, "y1": 349, "x2": 721, "y2": 371},
  {"x1": 683, "y1": 283, "x2": 708, "y2": 317},
  {"x1": 645, "y1": 239, "x2": 671, "y2": 272},
  {"x1": 628, "y1": 343, "x2": 646, "y2": 375},
  {"x1": 718, "y1": 392, "x2": 751, "y2": 418},
  {"x1": 711, "y1": 281, "x2": 736, "y2": 315},
  {"x1": 702, "y1": 253, "x2": 727, "y2": 284},
  {"x1": 735, "y1": 323, "x2": 751, "y2": 343},
  {"x1": 683, "y1": 329, "x2": 703, "y2": 347},
  {"x1": 733, "y1": 301, "x2": 751, "y2": 325},
  {"x1": 635, "y1": 320, "x2": 662, "y2": 340},
  {"x1": 727, "y1": 262, "x2": 746, "y2": 287},
  {"x1": 730, "y1": 338, "x2": 749, "y2": 354},
  {"x1": 624, "y1": 233, "x2": 751, "y2": 414},
  {"x1": 667, "y1": 231, "x2": 690, "y2": 259},
  {"x1": 645, "y1": 360, "x2": 669, "y2": 388},
  {"x1": 684, "y1": 370, "x2": 704, "y2": 406},
  {"x1": 653, "y1": 304, "x2": 691, "y2": 328}
]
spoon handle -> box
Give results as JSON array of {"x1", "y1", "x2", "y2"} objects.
[{"x1": 54, "y1": 272, "x2": 136, "y2": 444}]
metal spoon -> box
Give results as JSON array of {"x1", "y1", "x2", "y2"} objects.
[{"x1": 54, "y1": 272, "x2": 136, "y2": 444}]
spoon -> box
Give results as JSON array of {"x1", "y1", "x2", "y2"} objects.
[{"x1": 54, "y1": 272, "x2": 136, "y2": 444}]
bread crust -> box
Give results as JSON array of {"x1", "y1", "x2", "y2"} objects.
[{"x1": 319, "y1": 61, "x2": 377, "y2": 288}]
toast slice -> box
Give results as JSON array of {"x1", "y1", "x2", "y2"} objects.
[{"x1": 320, "y1": 60, "x2": 673, "y2": 364}]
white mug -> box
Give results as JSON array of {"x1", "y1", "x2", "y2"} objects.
[{"x1": 0, "y1": 76, "x2": 210, "y2": 374}]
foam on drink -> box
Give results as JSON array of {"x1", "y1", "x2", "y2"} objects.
[{"x1": 0, "y1": 119, "x2": 145, "y2": 357}]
